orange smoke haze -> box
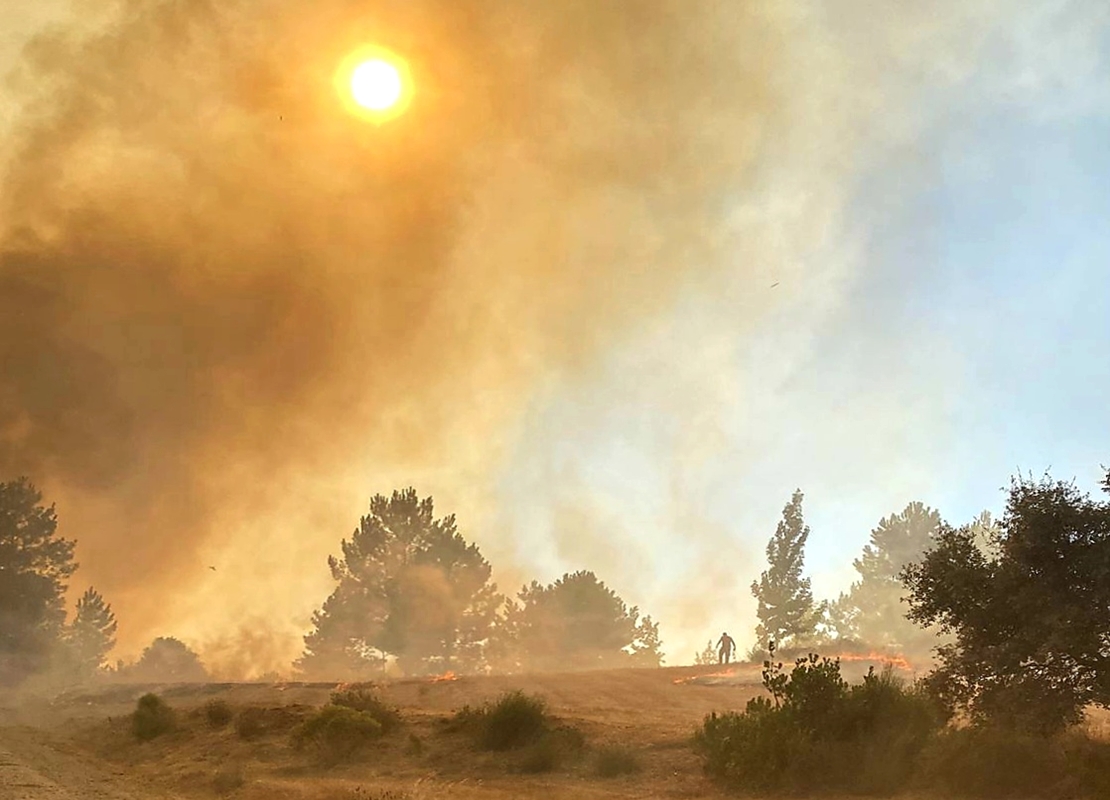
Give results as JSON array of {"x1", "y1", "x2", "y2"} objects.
[{"x1": 0, "y1": 0, "x2": 785, "y2": 672}]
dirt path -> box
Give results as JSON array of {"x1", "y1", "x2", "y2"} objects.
[{"x1": 0, "y1": 728, "x2": 166, "y2": 800}]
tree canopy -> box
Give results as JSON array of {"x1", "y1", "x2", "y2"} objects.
[
  {"x1": 298, "y1": 488, "x2": 502, "y2": 677},
  {"x1": 502, "y1": 570, "x2": 662, "y2": 672},
  {"x1": 127, "y1": 636, "x2": 208, "y2": 682},
  {"x1": 0, "y1": 477, "x2": 77, "y2": 686},
  {"x1": 903, "y1": 470, "x2": 1110, "y2": 734},
  {"x1": 751, "y1": 490, "x2": 817, "y2": 649},
  {"x1": 826, "y1": 501, "x2": 942, "y2": 652},
  {"x1": 65, "y1": 587, "x2": 118, "y2": 680}
]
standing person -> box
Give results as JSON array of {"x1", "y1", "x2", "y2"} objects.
[{"x1": 716, "y1": 631, "x2": 736, "y2": 665}]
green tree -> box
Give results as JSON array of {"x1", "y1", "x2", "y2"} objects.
[
  {"x1": 903, "y1": 469, "x2": 1110, "y2": 734},
  {"x1": 298, "y1": 488, "x2": 502, "y2": 677},
  {"x1": 826, "y1": 501, "x2": 942, "y2": 652},
  {"x1": 506, "y1": 570, "x2": 663, "y2": 672},
  {"x1": 0, "y1": 477, "x2": 76, "y2": 686},
  {"x1": 65, "y1": 587, "x2": 118, "y2": 679},
  {"x1": 128, "y1": 636, "x2": 208, "y2": 682},
  {"x1": 751, "y1": 490, "x2": 817, "y2": 649}
]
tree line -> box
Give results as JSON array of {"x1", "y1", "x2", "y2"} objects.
[{"x1": 5, "y1": 466, "x2": 1110, "y2": 736}]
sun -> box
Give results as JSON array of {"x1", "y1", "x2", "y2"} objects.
[
  {"x1": 336, "y1": 46, "x2": 412, "y2": 123},
  {"x1": 351, "y1": 59, "x2": 402, "y2": 111}
]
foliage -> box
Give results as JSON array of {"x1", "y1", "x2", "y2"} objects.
[
  {"x1": 64, "y1": 587, "x2": 118, "y2": 679},
  {"x1": 235, "y1": 706, "x2": 267, "y2": 740},
  {"x1": 694, "y1": 650, "x2": 943, "y2": 794},
  {"x1": 594, "y1": 744, "x2": 642, "y2": 777},
  {"x1": 0, "y1": 478, "x2": 76, "y2": 685},
  {"x1": 132, "y1": 693, "x2": 175, "y2": 741},
  {"x1": 298, "y1": 488, "x2": 503, "y2": 677},
  {"x1": 127, "y1": 637, "x2": 208, "y2": 682},
  {"x1": 825, "y1": 501, "x2": 943, "y2": 652},
  {"x1": 212, "y1": 764, "x2": 245, "y2": 795},
  {"x1": 453, "y1": 690, "x2": 550, "y2": 751},
  {"x1": 917, "y1": 728, "x2": 1110, "y2": 798},
  {"x1": 204, "y1": 699, "x2": 233, "y2": 728},
  {"x1": 293, "y1": 705, "x2": 383, "y2": 764},
  {"x1": 750, "y1": 490, "x2": 818, "y2": 649},
  {"x1": 330, "y1": 686, "x2": 402, "y2": 733},
  {"x1": 903, "y1": 469, "x2": 1110, "y2": 734},
  {"x1": 503, "y1": 570, "x2": 663, "y2": 672}
]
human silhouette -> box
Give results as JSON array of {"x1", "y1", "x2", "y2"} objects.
[{"x1": 716, "y1": 631, "x2": 736, "y2": 665}]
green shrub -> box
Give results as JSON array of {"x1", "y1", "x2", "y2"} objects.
[
  {"x1": 132, "y1": 693, "x2": 175, "y2": 741},
  {"x1": 517, "y1": 725, "x2": 585, "y2": 774},
  {"x1": 452, "y1": 690, "x2": 550, "y2": 751},
  {"x1": 293, "y1": 705, "x2": 383, "y2": 764},
  {"x1": 330, "y1": 686, "x2": 402, "y2": 734},
  {"x1": 204, "y1": 699, "x2": 233, "y2": 728},
  {"x1": 694, "y1": 657, "x2": 943, "y2": 794},
  {"x1": 594, "y1": 744, "x2": 642, "y2": 777}
]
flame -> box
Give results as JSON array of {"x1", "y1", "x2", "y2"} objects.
[
  {"x1": 429, "y1": 671, "x2": 457, "y2": 683},
  {"x1": 673, "y1": 668, "x2": 742, "y2": 685},
  {"x1": 827, "y1": 652, "x2": 915, "y2": 671}
]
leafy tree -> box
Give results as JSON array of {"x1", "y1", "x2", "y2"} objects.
[
  {"x1": 505, "y1": 570, "x2": 663, "y2": 671},
  {"x1": 903, "y1": 469, "x2": 1110, "y2": 734},
  {"x1": 0, "y1": 477, "x2": 76, "y2": 685},
  {"x1": 298, "y1": 488, "x2": 502, "y2": 677},
  {"x1": 65, "y1": 587, "x2": 118, "y2": 679},
  {"x1": 751, "y1": 490, "x2": 817, "y2": 649},
  {"x1": 826, "y1": 501, "x2": 942, "y2": 652},
  {"x1": 128, "y1": 636, "x2": 208, "y2": 682}
]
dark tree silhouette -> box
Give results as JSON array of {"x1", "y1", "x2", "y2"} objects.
[
  {"x1": 0, "y1": 477, "x2": 76, "y2": 685},
  {"x1": 503, "y1": 570, "x2": 663, "y2": 672},
  {"x1": 127, "y1": 636, "x2": 208, "y2": 682},
  {"x1": 298, "y1": 488, "x2": 502, "y2": 677},
  {"x1": 65, "y1": 587, "x2": 118, "y2": 679},
  {"x1": 904, "y1": 469, "x2": 1110, "y2": 734},
  {"x1": 751, "y1": 490, "x2": 817, "y2": 649}
]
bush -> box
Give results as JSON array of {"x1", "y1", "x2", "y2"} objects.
[
  {"x1": 204, "y1": 699, "x2": 233, "y2": 728},
  {"x1": 330, "y1": 686, "x2": 402, "y2": 734},
  {"x1": 293, "y1": 705, "x2": 383, "y2": 764},
  {"x1": 694, "y1": 656, "x2": 943, "y2": 794},
  {"x1": 132, "y1": 693, "x2": 175, "y2": 741},
  {"x1": 917, "y1": 727, "x2": 1110, "y2": 798},
  {"x1": 594, "y1": 745, "x2": 642, "y2": 777},
  {"x1": 235, "y1": 707, "x2": 267, "y2": 740},
  {"x1": 453, "y1": 691, "x2": 550, "y2": 751}
]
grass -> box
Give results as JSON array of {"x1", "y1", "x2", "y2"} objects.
[{"x1": 594, "y1": 744, "x2": 642, "y2": 777}]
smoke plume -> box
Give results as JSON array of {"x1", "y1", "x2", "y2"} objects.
[{"x1": 1, "y1": 0, "x2": 784, "y2": 669}]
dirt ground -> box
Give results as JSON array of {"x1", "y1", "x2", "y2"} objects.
[{"x1": 0, "y1": 661, "x2": 932, "y2": 800}]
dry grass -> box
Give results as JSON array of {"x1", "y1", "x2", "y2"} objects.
[{"x1": 0, "y1": 662, "x2": 977, "y2": 799}]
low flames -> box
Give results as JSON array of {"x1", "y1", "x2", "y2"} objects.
[
  {"x1": 673, "y1": 652, "x2": 916, "y2": 686},
  {"x1": 429, "y1": 671, "x2": 458, "y2": 683}
]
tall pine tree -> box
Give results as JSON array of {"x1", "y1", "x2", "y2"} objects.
[
  {"x1": 298, "y1": 488, "x2": 503, "y2": 677},
  {"x1": 751, "y1": 490, "x2": 817, "y2": 649},
  {"x1": 0, "y1": 478, "x2": 76, "y2": 686},
  {"x1": 826, "y1": 501, "x2": 942, "y2": 651},
  {"x1": 66, "y1": 587, "x2": 118, "y2": 679}
]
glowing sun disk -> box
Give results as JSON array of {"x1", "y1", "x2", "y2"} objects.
[{"x1": 351, "y1": 59, "x2": 403, "y2": 111}]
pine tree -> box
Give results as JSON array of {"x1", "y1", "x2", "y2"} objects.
[
  {"x1": 66, "y1": 587, "x2": 118, "y2": 678},
  {"x1": 298, "y1": 488, "x2": 503, "y2": 677},
  {"x1": 0, "y1": 478, "x2": 77, "y2": 686},
  {"x1": 750, "y1": 490, "x2": 817, "y2": 649},
  {"x1": 827, "y1": 501, "x2": 942, "y2": 651}
]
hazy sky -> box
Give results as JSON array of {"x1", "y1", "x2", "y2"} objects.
[{"x1": 2, "y1": 1, "x2": 1107, "y2": 669}]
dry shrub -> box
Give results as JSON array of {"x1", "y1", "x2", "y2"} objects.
[
  {"x1": 212, "y1": 764, "x2": 244, "y2": 794},
  {"x1": 132, "y1": 693, "x2": 175, "y2": 741},
  {"x1": 594, "y1": 744, "x2": 642, "y2": 777},
  {"x1": 293, "y1": 705, "x2": 383, "y2": 764},
  {"x1": 330, "y1": 686, "x2": 402, "y2": 733},
  {"x1": 204, "y1": 698, "x2": 233, "y2": 728}
]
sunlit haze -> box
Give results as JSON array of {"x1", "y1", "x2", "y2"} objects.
[{"x1": 1, "y1": 0, "x2": 1107, "y2": 678}]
